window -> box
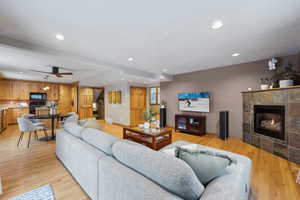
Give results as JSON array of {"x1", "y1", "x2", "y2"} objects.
[{"x1": 150, "y1": 86, "x2": 160, "y2": 105}]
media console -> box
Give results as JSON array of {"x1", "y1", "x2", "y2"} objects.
[{"x1": 175, "y1": 114, "x2": 206, "y2": 136}]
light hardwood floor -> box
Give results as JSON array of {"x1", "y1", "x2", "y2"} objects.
[{"x1": 0, "y1": 122, "x2": 300, "y2": 200}]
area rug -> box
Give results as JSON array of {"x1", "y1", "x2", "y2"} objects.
[{"x1": 9, "y1": 184, "x2": 55, "y2": 200}]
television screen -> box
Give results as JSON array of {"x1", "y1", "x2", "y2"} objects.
[{"x1": 177, "y1": 92, "x2": 210, "y2": 112}]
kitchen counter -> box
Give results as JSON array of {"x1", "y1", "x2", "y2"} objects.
[
  {"x1": 0, "y1": 104, "x2": 29, "y2": 110},
  {"x1": 0, "y1": 105, "x2": 29, "y2": 125}
]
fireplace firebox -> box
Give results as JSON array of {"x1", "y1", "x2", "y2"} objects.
[{"x1": 254, "y1": 105, "x2": 285, "y2": 140}]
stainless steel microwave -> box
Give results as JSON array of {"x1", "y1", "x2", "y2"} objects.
[{"x1": 29, "y1": 93, "x2": 48, "y2": 100}]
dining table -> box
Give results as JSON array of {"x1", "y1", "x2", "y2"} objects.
[{"x1": 28, "y1": 113, "x2": 70, "y2": 140}]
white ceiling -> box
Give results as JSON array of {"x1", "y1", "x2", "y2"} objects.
[{"x1": 0, "y1": 0, "x2": 300, "y2": 86}]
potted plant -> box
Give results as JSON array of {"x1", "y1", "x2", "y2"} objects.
[
  {"x1": 273, "y1": 62, "x2": 300, "y2": 88},
  {"x1": 143, "y1": 108, "x2": 157, "y2": 129},
  {"x1": 260, "y1": 78, "x2": 269, "y2": 90}
]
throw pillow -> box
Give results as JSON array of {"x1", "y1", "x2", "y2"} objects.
[
  {"x1": 83, "y1": 118, "x2": 102, "y2": 130},
  {"x1": 63, "y1": 122, "x2": 85, "y2": 138},
  {"x1": 175, "y1": 147, "x2": 237, "y2": 185}
]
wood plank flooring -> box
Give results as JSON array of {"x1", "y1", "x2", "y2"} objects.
[{"x1": 0, "y1": 122, "x2": 300, "y2": 200}]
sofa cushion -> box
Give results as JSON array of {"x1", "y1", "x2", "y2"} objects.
[
  {"x1": 81, "y1": 128, "x2": 119, "y2": 155},
  {"x1": 175, "y1": 147, "x2": 235, "y2": 185},
  {"x1": 112, "y1": 141, "x2": 204, "y2": 200},
  {"x1": 63, "y1": 122, "x2": 85, "y2": 138},
  {"x1": 79, "y1": 118, "x2": 103, "y2": 130}
]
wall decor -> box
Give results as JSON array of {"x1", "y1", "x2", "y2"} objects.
[
  {"x1": 108, "y1": 91, "x2": 113, "y2": 104},
  {"x1": 111, "y1": 91, "x2": 116, "y2": 104},
  {"x1": 115, "y1": 91, "x2": 122, "y2": 104},
  {"x1": 109, "y1": 90, "x2": 122, "y2": 104}
]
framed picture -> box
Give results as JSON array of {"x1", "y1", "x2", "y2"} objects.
[
  {"x1": 108, "y1": 91, "x2": 113, "y2": 104},
  {"x1": 111, "y1": 91, "x2": 116, "y2": 104},
  {"x1": 116, "y1": 91, "x2": 122, "y2": 104}
]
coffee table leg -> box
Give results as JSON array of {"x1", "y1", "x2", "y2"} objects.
[{"x1": 152, "y1": 136, "x2": 156, "y2": 150}]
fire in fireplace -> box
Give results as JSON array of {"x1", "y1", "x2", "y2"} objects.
[{"x1": 254, "y1": 105, "x2": 285, "y2": 140}]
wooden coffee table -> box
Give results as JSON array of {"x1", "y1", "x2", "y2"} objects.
[{"x1": 123, "y1": 127, "x2": 172, "y2": 150}]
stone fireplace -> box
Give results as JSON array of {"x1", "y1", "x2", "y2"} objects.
[
  {"x1": 254, "y1": 105, "x2": 285, "y2": 140},
  {"x1": 242, "y1": 88, "x2": 300, "y2": 165}
]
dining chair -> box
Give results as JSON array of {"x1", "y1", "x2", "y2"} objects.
[
  {"x1": 60, "y1": 114, "x2": 79, "y2": 127},
  {"x1": 23, "y1": 114, "x2": 45, "y2": 126},
  {"x1": 17, "y1": 117, "x2": 48, "y2": 148}
]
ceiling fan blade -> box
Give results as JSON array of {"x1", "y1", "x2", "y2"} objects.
[
  {"x1": 29, "y1": 70, "x2": 53, "y2": 75},
  {"x1": 56, "y1": 72, "x2": 73, "y2": 75},
  {"x1": 57, "y1": 66, "x2": 74, "y2": 71},
  {"x1": 55, "y1": 74, "x2": 63, "y2": 78}
]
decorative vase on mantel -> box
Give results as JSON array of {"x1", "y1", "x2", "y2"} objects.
[
  {"x1": 260, "y1": 84, "x2": 269, "y2": 90},
  {"x1": 260, "y1": 78, "x2": 269, "y2": 90}
]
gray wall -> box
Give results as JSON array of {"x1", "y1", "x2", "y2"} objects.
[
  {"x1": 105, "y1": 82, "x2": 131, "y2": 126},
  {"x1": 160, "y1": 55, "x2": 298, "y2": 138}
]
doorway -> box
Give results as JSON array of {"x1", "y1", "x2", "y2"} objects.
[
  {"x1": 130, "y1": 87, "x2": 147, "y2": 127},
  {"x1": 79, "y1": 88, "x2": 93, "y2": 119},
  {"x1": 92, "y1": 88, "x2": 105, "y2": 120}
]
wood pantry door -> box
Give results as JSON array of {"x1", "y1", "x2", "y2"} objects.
[
  {"x1": 79, "y1": 88, "x2": 93, "y2": 119},
  {"x1": 130, "y1": 87, "x2": 147, "y2": 127}
]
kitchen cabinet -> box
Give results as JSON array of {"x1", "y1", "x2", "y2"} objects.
[
  {"x1": 0, "y1": 79, "x2": 63, "y2": 101},
  {"x1": 0, "y1": 80, "x2": 11, "y2": 100},
  {"x1": 7, "y1": 107, "x2": 29, "y2": 125},
  {"x1": 2, "y1": 109, "x2": 8, "y2": 130},
  {"x1": 11, "y1": 81, "x2": 29, "y2": 100},
  {"x1": 59, "y1": 85, "x2": 73, "y2": 114},
  {"x1": 48, "y1": 83, "x2": 59, "y2": 101}
]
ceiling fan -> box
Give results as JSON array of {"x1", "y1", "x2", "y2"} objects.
[{"x1": 30, "y1": 66, "x2": 73, "y2": 78}]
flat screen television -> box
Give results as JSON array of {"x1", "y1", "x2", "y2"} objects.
[{"x1": 177, "y1": 92, "x2": 210, "y2": 112}]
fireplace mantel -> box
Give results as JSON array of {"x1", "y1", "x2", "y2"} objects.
[
  {"x1": 242, "y1": 85, "x2": 300, "y2": 93},
  {"x1": 242, "y1": 88, "x2": 300, "y2": 164}
]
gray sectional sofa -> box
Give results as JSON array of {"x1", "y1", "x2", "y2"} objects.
[{"x1": 56, "y1": 123, "x2": 252, "y2": 200}]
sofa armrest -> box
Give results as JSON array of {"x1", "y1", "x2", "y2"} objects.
[{"x1": 98, "y1": 156, "x2": 182, "y2": 200}]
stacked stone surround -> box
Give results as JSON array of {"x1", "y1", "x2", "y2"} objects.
[{"x1": 242, "y1": 87, "x2": 300, "y2": 165}]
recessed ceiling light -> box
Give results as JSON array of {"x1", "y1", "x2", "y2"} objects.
[
  {"x1": 163, "y1": 68, "x2": 168, "y2": 73},
  {"x1": 128, "y1": 57, "x2": 133, "y2": 61},
  {"x1": 232, "y1": 53, "x2": 240, "y2": 57},
  {"x1": 160, "y1": 75, "x2": 165, "y2": 79},
  {"x1": 55, "y1": 33, "x2": 64, "y2": 41},
  {"x1": 211, "y1": 20, "x2": 223, "y2": 29},
  {"x1": 121, "y1": 77, "x2": 125, "y2": 81}
]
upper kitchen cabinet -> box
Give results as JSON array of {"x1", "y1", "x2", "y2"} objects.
[
  {"x1": 49, "y1": 83, "x2": 59, "y2": 101},
  {"x1": 0, "y1": 79, "x2": 11, "y2": 100},
  {"x1": 11, "y1": 81, "x2": 30, "y2": 100},
  {"x1": 59, "y1": 84, "x2": 73, "y2": 114},
  {"x1": 0, "y1": 79, "x2": 75, "y2": 102},
  {"x1": 27, "y1": 82, "x2": 40, "y2": 93}
]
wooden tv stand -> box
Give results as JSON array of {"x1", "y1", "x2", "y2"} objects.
[{"x1": 175, "y1": 114, "x2": 206, "y2": 136}]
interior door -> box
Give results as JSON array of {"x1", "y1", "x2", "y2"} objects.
[
  {"x1": 79, "y1": 88, "x2": 93, "y2": 119},
  {"x1": 130, "y1": 87, "x2": 147, "y2": 127}
]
